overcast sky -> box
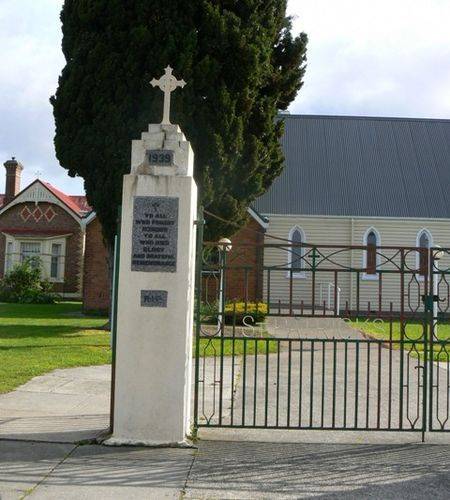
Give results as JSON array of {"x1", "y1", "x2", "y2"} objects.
[{"x1": 0, "y1": 0, "x2": 449, "y2": 195}]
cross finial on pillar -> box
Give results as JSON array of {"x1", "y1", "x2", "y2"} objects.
[{"x1": 150, "y1": 66, "x2": 186, "y2": 125}]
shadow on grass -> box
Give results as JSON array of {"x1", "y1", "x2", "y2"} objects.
[
  {"x1": 0, "y1": 325, "x2": 109, "y2": 339},
  {"x1": 0, "y1": 344, "x2": 110, "y2": 351},
  {"x1": 0, "y1": 302, "x2": 107, "y2": 324},
  {"x1": 0, "y1": 302, "x2": 84, "y2": 317}
]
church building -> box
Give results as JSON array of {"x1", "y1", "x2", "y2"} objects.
[{"x1": 251, "y1": 114, "x2": 450, "y2": 312}]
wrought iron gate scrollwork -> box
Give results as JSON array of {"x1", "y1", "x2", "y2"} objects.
[{"x1": 193, "y1": 234, "x2": 449, "y2": 439}]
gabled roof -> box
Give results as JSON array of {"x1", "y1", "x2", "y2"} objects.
[
  {"x1": 41, "y1": 182, "x2": 91, "y2": 215},
  {"x1": 253, "y1": 114, "x2": 450, "y2": 219},
  {"x1": 0, "y1": 179, "x2": 90, "y2": 217},
  {"x1": 69, "y1": 195, "x2": 91, "y2": 214},
  {"x1": 247, "y1": 207, "x2": 269, "y2": 229}
]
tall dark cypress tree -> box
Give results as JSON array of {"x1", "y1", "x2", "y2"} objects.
[{"x1": 51, "y1": 0, "x2": 307, "y2": 245}]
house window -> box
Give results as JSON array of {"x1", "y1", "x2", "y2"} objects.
[
  {"x1": 363, "y1": 228, "x2": 380, "y2": 279},
  {"x1": 5, "y1": 242, "x2": 13, "y2": 273},
  {"x1": 20, "y1": 242, "x2": 41, "y2": 268},
  {"x1": 7, "y1": 238, "x2": 66, "y2": 280},
  {"x1": 416, "y1": 229, "x2": 432, "y2": 277},
  {"x1": 288, "y1": 226, "x2": 306, "y2": 277},
  {"x1": 50, "y1": 244, "x2": 62, "y2": 279}
]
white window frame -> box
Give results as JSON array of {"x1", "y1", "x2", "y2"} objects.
[
  {"x1": 3, "y1": 235, "x2": 67, "y2": 282},
  {"x1": 50, "y1": 243, "x2": 63, "y2": 280},
  {"x1": 20, "y1": 241, "x2": 42, "y2": 267},
  {"x1": 286, "y1": 226, "x2": 307, "y2": 279},
  {"x1": 362, "y1": 227, "x2": 381, "y2": 281},
  {"x1": 5, "y1": 240, "x2": 13, "y2": 273},
  {"x1": 415, "y1": 228, "x2": 433, "y2": 281}
]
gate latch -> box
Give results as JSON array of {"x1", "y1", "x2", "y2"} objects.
[{"x1": 421, "y1": 294, "x2": 441, "y2": 311}]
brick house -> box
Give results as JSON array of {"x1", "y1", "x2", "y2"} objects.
[
  {"x1": 222, "y1": 212, "x2": 267, "y2": 302},
  {"x1": 0, "y1": 158, "x2": 90, "y2": 298},
  {"x1": 201, "y1": 210, "x2": 267, "y2": 305},
  {"x1": 0, "y1": 156, "x2": 268, "y2": 312}
]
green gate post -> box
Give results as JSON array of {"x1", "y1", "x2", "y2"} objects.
[
  {"x1": 399, "y1": 249, "x2": 405, "y2": 430},
  {"x1": 422, "y1": 262, "x2": 431, "y2": 442},
  {"x1": 218, "y1": 244, "x2": 227, "y2": 425},
  {"x1": 311, "y1": 246, "x2": 318, "y2": 315},
  {"x1": 193, "y1": 206, "x2": 204, "y2": 435},
  {"x1": 427, "y1": 250, "x2": 435, "y2": 435},
  {"x1": 109, "y1": 205, "x2": 122, "y2": 434}
]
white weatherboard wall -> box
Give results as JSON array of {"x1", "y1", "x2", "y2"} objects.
[
  {"x1": 108, "y1": 124, "x2": 197, "y2": 446},
  {"x1": 262, "y1": 215, "x2": 450, "y2": 312}
]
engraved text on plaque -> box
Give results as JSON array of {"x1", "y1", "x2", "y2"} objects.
[{"x1": 131, "y1": 196, "x2": 178, "y2": 272}]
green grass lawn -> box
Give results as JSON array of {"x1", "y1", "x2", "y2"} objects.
[
  {"x1": 0, "y1": 302, "x2": 275, "y2": 394},
  {"x1": 350, "y1": 319, "x2": 450, "y2": 361},
  {"x1": 199, "y1": 336, "x2": 278, "y2": 357},
  {"x1": 0, "y1": 302, "x2": 110, "y2": 394}
]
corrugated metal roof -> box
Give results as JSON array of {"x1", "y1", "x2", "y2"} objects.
[{"x1": 253, "y1": 115, "x2": 450, "y2": 218}]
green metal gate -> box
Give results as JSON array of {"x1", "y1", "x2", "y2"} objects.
[
  {"x1": 429, "y1": 248, "x2": 450, "y2": 432},
  {"x1": 193, "y1": 218, "x2": 449, "y2": 438}
]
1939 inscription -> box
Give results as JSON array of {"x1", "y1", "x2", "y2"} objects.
[
  {"x1": 131, "y1": 196, "x2": 178, "y2": 272},
  {"x1": 147, "y1": 149, "x2": 174, "y2": 166}
]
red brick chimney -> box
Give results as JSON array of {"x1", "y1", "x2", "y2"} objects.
[{"x1": 3, "y1": 157, "x2": 23, "y2": 204}]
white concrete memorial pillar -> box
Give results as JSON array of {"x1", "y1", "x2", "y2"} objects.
[{"x1": 107, "y1": 68, "x2": 197, "y2": 446}]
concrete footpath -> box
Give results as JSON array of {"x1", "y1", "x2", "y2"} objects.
[
  {"x1": 0, "y1": 365, "x2": 110, "y2": 443},
  {"x1": 1, "y1": 438, "x2": 450, "y2": 499},
  {"x1": 1, "y1": 362, "x2": 449, "y2": 498}
]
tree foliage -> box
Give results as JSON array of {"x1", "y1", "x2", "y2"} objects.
[{"x1": 52, "y1": 0, "x2": 307, "y2": 243}]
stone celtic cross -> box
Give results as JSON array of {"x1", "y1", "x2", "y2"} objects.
[{"x1": 150, "y1": 66, "x2": 186, "y2": 125}]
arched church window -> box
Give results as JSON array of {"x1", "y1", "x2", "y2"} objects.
[
  {"x1": 288, "y1": 226, "x2": 305, "y2": 276},
  {"x1": 363, "y1": 228, "x2": 380, "y2": 277},
  {"x1": 417, "y1": 229, "x2": 432, "y2": 276}
]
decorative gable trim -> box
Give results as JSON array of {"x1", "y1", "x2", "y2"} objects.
[
  {"x1": 0, "y1": 180, "x2": 82, "y2": 223},
  {"x1": 80, "y1": 211, "x2": 97, "y2": 232},
  {"x1": 247, "y1": 207, "x2": 269, "y2": 229}
]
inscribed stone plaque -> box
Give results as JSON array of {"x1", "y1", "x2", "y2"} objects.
[
  {"x1": 131, "y1": 196, "x2": 178, "y2": 272},
  {"x1": 147, "y1": 149, "x2": 174, "y2": 166},
  {"x1": 141, "y1": 290, "x2": 168, "y2": 308}
]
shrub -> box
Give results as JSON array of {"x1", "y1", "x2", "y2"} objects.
[
  {"x1": 199, "y1": 300, "x2": 268, "y2": 325},
  {"x1": 223, "y1": 302, "x2": 268, "y2": 325},
  {"x1": 0, "y1": 258, "x2": 57, "y2": 304}
]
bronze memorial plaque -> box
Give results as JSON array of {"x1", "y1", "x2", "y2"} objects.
[{"x1": 131, "y1": 196, "x2": 178, "y2": 272}]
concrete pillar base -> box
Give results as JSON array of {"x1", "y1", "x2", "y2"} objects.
[{"x1": 102, "y1": 436, "x2": 196, "y2": 448}]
